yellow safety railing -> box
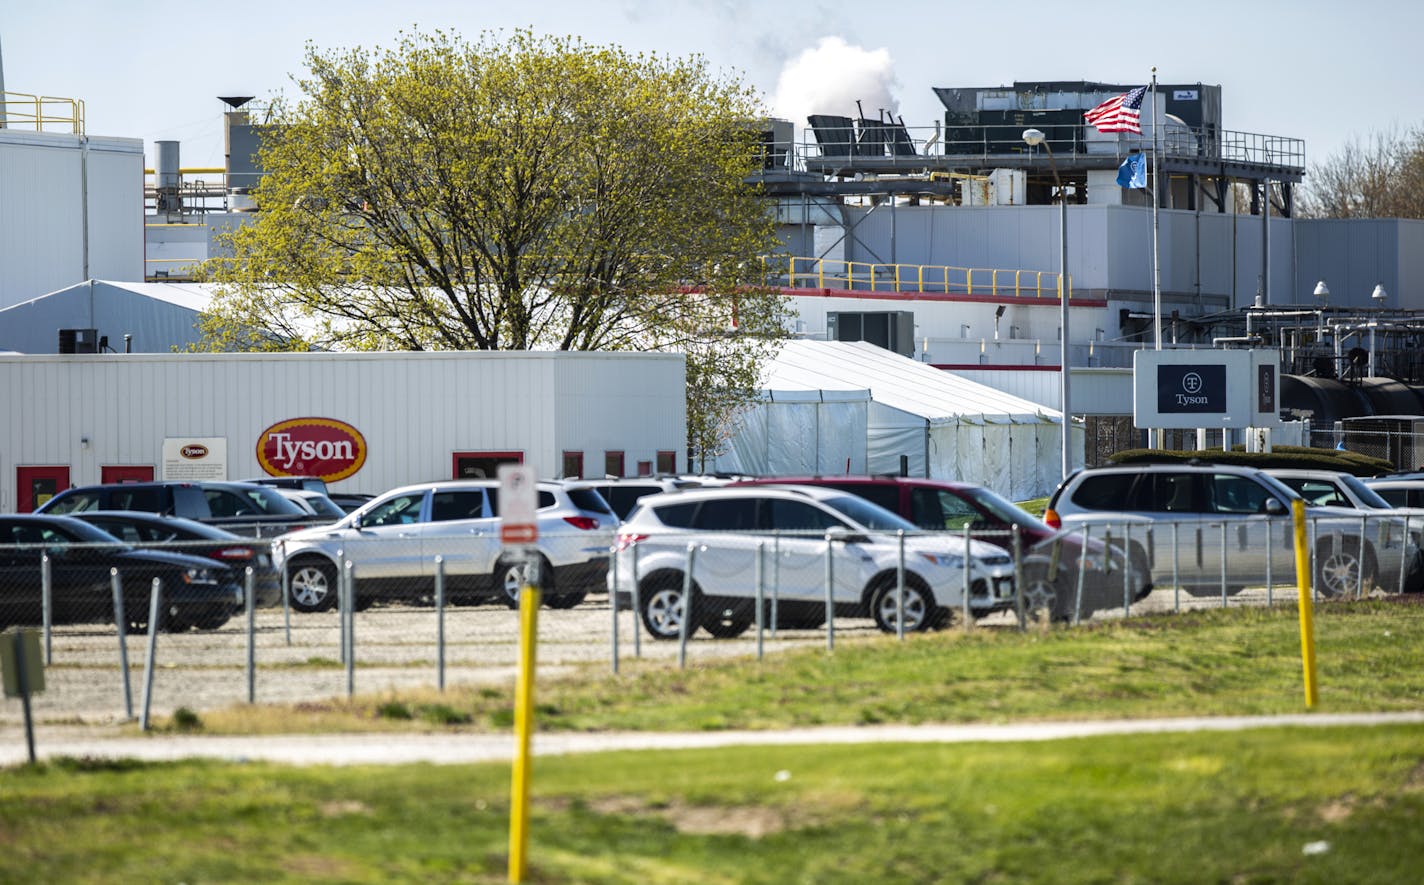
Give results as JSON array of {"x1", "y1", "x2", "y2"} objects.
[
  {"x1": 0, "y1": 91, "x2": 85, "y2": 134},
  {"x1": 765, "y1": 255, "x2": 1069, "y2": 300}
]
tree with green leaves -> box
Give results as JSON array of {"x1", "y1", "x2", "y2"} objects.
[{"x1": 200, "y1": 29, "x2": 789, "y2": 467}]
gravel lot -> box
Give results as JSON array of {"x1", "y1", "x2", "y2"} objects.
[{"x1": 0, "y1": 582, "x2": 1319, "y2": 730}]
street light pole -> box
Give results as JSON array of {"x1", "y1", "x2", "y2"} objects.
[
  {"x1": 1024, "y1": 128, "x2": 1071, "y2": 480},
  {"x1": 1369, "y1": 283, "x2": 1388, "y2": 378}
]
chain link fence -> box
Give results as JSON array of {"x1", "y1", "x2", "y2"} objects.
[{"x1": 1, "y1": 515, "x2": 1418, "y2": 728}]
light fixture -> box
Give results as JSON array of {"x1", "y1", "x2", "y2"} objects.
[
  {"x1": 1372, "y1": 283, "x2": 1388, "y2": 305},
  {"x1": 1023, "y1": 127, "x2": 1070, "y2": 479},
  {"x1": 1313, "y1": 280, "x2": 1330, "y2": 303}
]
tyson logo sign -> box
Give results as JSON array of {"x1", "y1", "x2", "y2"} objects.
[
  {"x1": 255, "y1": 417, "x2": 367, "y2": 482},
  {"x1": 180, "y1": 444, "x2": 210, "y2": 459}
]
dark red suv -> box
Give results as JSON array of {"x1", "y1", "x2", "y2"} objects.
[{"x1": 732, "y1": 475, "x2": 1146, "y2": 620}]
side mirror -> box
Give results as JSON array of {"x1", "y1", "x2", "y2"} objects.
[
  {"x1": 824, "y1": 526, "x2": 869, "y2": 545},
  {"x1": 1263, "y1": 498, "x2": 1287, "y2": 516},
  {"x1": 350, "y1": 514, "x2": 364, "y2": 529}
]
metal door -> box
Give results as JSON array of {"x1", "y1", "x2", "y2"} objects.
[
  {"x1": 101, "y1": 465, "x2": 154, "y2": 484},
  {"x1": 16, "y1": 466, "x2": 70, "y2": 513}
]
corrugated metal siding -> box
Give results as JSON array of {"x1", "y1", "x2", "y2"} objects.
[
  {"x1": 0, "y1": 351, "x2": 686, "y2": 509},
  {"x1": 0, "y1": 133, "x2": 144, "y2": 310}
]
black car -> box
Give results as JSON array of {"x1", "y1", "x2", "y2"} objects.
[
  {"x1": 239, "y1": 476, "x2": 331, "y2": 495},
  {"x1": 0, "y1": 514, "x2": 246, "y2": 631},
  {"x1": 67, "y1": 511, "x2": 282, "y2": 607},
  {"x1": 36, "y1": 481, "x2": 310, "y2": 537}
]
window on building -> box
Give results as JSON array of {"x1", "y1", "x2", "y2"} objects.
[
  {"x1": 656, "y1": 451, "x2": 676, "y2": 474},
  {"x1": 562, "y1": 451, "x2": 584, "y2": 479},
  {"x1": 604, "y1": 451, "x2": 625, "y2": 478}
]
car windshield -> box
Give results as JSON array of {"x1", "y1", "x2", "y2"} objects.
[
  {"x1": 1253, "y1": 472, "x2": 1305, "y2": 503},
  {"x1": 960, "y1": 485, "x2": 1050, "y2": 530},
  {"x1": 818, "y1": 493, "x2": 919, "y2": 532},
  {"x1": 1337, "y1": 474, "x2": 1394, "y2": 509}
]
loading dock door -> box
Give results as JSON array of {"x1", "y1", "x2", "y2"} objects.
[
  {"x1": 452, "y1": 451, "x2": 523, "y2": 480},
  {"x1": 17, "y1": 466, "x2": 70, "y2": 512},
  {"x1": 102, "y1": 465, "x2": 155, "y2": 484}
]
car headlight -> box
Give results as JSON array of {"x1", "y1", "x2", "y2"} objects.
[
  {"x1": 181, "y1": 568, "x2": 218, "y2": 585},
  {"x1": 919, "y1": 552, "x2": 964, "y2": 568}
]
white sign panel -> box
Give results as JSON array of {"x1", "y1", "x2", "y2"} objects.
[
  {"x1": 498, "y1": 463, "x2": 538, "y2": 546},
  {"x1": 1133, "y1": 350, "x2": 1279, "y2": 430},
  {"x1": 162, "y1": 437, "x2": 228, "y2": 480}
]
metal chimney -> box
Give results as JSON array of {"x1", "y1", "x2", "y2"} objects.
[{"x1": 156, "y1": 140, "x2": 182, "y2": 215}]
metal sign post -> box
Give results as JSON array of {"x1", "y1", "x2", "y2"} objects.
[
  {"x1": 2, "y1": 630, "x2": 45, "y2": 764},
  {"x1": 500, "y1": 463, "x2": 540, "y2": 885}
]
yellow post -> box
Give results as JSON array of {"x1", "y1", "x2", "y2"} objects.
[
  {"x1": 508, "y1": 579, "x2": 541, "y2": 882},
  {"x1": 1292, "y1": 499, "x2": 1319, "y2": 708}
]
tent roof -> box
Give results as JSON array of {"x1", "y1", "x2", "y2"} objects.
[
  {"x1": 762, "y1": 340, "x2": 1060, "y2": 425},
  {"x1": 4, "y1": 280, "x2": 218, "y2": 313}
]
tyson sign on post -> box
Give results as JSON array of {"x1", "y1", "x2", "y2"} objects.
[
  {"x1": 498, "y1": 463, "x2": 538, "y2": 547},
  {"x1": 255, "y1": 417, "x2": 368, "y2": 482}
]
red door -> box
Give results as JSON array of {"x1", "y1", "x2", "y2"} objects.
[
  {"x1": 451, "y1": 451, "x2": 523, "y2": 479},
  {"x1": 17, "y1": 465, "x2": 70, "y2": 512},
  {"x1": 102, "y1": 465, "x2": 155, "y2": 484}
]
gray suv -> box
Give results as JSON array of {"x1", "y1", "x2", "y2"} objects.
[{"x1": 1045, "y1": 463, "x2": 1418, "y2": 598}]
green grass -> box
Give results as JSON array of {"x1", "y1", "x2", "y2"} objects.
[
  {"x1": 2, "y1": 726, "x2": 1422, "y2": 882},
  {"x1": 192, "y1": 599, "x2": 1424, "y2": 735},
  {"x1": 6, "y1": 600, "x2": 1424, "y2": 881}
]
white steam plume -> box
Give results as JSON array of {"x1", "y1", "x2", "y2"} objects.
[{"x1": 770, "y1": 36, "x2": 900, "y2": 125}]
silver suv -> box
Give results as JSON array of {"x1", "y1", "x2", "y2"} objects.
[
  {"x1": 1046, "y1": 462, "x2": 1417, "y2": 597},
  {"x1": 610, "y1": 486, "x2": 1016, "y2": 639},
  {"x1": 274, "y1": 479, "x2": 616, "y2": 612}
]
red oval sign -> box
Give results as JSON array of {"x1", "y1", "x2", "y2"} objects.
[
  {"x1": 255, "y1": 417, "x2": 367, "y2": 482},
  {"x1": 180, "y1": 444, "x2": 209, "y2": 459}
]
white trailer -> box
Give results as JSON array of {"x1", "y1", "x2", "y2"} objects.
[{"x1": 0, "y1": 350, "x2": 686, "y2": 511}]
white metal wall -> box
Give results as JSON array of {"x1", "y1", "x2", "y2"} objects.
[
  {"x1": 0, "y1": 132, "x2": 144, "y2": 309},
  {"x1": 0, "y1": 351, "x2": 686, "y2": 509}
]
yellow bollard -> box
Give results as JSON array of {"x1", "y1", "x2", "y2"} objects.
[
  {"x1": 508, "y1": 580, "x2": 541, "y2": 883},
  {"x1": 1292, "y1": 500, "x2": 1319, "y2": 708}
]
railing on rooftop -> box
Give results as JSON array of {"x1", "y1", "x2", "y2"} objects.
[
  {"x1": 0, "y1": 91, "x2": 85, "y2": 135},
  {"x1": 792, "y1": 122, "x2": 1306, "y2": 173},
  {"x1": 765, "y1": 255, "x2": 1070, "y2": 301}
]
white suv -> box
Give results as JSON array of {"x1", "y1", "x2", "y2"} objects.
[
  {"x1": 1047, "y1": 463, "x2": 1417, "y2": 597},
  {"x1": 274, "y1": 479, "x2": 616, "y2": 612},
  {"x1": 609, "y1": 486, "x2": 1016, "y2": 639}
]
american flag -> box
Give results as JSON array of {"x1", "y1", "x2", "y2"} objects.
[{"x1": 1084, "y1": 86, "x2": 1147, "y2": 134}]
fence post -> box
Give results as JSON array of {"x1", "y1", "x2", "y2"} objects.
[
  {"x1": 335, "y1": 547, "x2": 346, "y2": 663},
  {"x1": 1171, "y1": 521, "x2": 1181, "y2": 612},
  {"x1": 1356, "y1": 515, "x2": 1367, "y2": 599},
  {"x1": 1398, "y1": 516, "x2": 1411, "y2": 594},
  {"x1": 896, "y1": 530, "x2": 906, "y2": 641},
  {"x1": 1219, "y1": 522, "x2": 1228, "y2": 608},
  {"x1": 41, "y1": 554, "x2": 52, "y2": 664},
  {"x1": 245, "y1": 566, "x2": 256, "y2": 704},
  {"x1": 678, "y1": 543, "x2": 696, "y2": 669},
  {"x1": 138, "y1": 577, "x2": 162, "y2": 732},
  {"x1": 961, "y1": 526, "x2": 972, "y2": 632},
  {"x1": 754, "y1": 541, "x2": 766, "y2": 661},
  {"x1": 610, "y1": 543, "x2": 620, "y2": 675},
  {"x1": 344, "y1": 559, "x2": 355, "y2": 698},
  {"x1": 280, "y1": 538, "x2": 291, "y2": 647},
  {"x1": 435, "y1": 555, "x2": 446, "y2": 692},
  {"x1": 110, "y1": 568, "x2": 133, "y2": 721},
  {"x1": 823, "y1": 533, "x2": 835, "y2": 652},
  {"x1": 1074, "y1": 526, "x2": 1089, "y2": 625},
  {"x1": 1013, "y1": 524, "x2": 1025, "y2": 627},
  {"x1": 770, "y1": 534, "x2": 780, "y2": 638},
  {"x1": 630, "y1": 543, "x2": 642, "y2": 658}
]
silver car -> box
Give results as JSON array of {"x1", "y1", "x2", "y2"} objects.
[
  {"x1": 1047, "y1": 463, "x2": 1417, "y2": 598},
  {"x1": 610, "y1": 486, "x2": 1016, "y2": 639},
  {"x1": 273, "y1": 479, "x2": 616, "y2": 612}
]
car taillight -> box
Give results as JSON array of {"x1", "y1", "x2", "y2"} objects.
[
  {"x1": 1044, "y1": 508, "x2": 1062, "y2": 530},
  {"x1": 217, "y1": 547, "x2": 254, "y2": 561},
  {"x1": 564, "y1": 516, "x2": 599, "y2": 531},
  {"x1": 615, "y1": 533, "x2": 648, "y2": 552}
]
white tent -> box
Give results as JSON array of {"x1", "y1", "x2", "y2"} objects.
[
  {"x1": 0, "y1": 280, "x2": 216, "y2": 353},
  {"x1": 714, "y1": 389, "x2": 870, "y2": 476},
  {"x1": 718, "y1": 340, "x2": 1075, "y2": 499}
]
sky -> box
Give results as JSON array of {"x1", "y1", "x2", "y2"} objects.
[{"x1": 4, "y1": 0, "x2": 1420, "y2": 179}]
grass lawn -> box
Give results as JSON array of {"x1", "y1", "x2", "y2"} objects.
[
  {"x1": 185, "y1": 598, "x2": 1424, "y2": 735},
  {"x1": 2, "y1": 726, "x2": 1422, "y2": 883},
  {"x1": 4, "y1": 600, "x2": 1423, "y2": 882}
]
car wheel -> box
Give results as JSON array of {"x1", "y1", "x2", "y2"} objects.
[
  {"x1": 1020, "y1": 563, "x2": 1065, "y2": 623},
  {"x1": 288, "y1": 560, "x2": 337, "y2": 613},
  {"x1": 639, "y1": 575, "x2": 697, "y2": 640},
  {"x1": 190, "y1": 609, "x2": 232, "y2": 631},
  {"x1": 544, "y1": 592, "x2": 586, "y2": 610},
  {"x1": 701, "y1": 605, "x2": 752, "y2": 639},
  {"x1": 499, "y1": 556, "x2": 552, "y2": 609},
  {"x1": 870, "y1": 577, "x2": 938, "y2": 633},
  {"x1": 1317, "y1": 541, "x2": 1370, "y2": 598}
]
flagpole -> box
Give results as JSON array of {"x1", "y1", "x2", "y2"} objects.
[{"x1": 1151, "y1": 68, "x2": 1161, "y2": 352}]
